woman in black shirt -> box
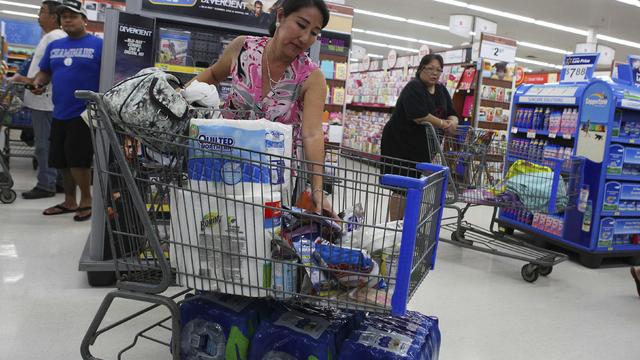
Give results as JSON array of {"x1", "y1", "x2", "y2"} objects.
[{"x1": 381, "y1": 54, "x2": 458, "y2": 220}]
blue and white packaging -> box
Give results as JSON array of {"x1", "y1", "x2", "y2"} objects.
[
  {"x1": 249, "y1": 309, "x2": 338, "y2": 360},
  {"x1": 188, "y1": 118, "x2": 293, "y2": 197},
  {"x1": 170, "y1": 189, "x2": 282, "y2": 297}
]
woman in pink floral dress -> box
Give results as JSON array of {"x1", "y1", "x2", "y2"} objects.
[{"x1": 191, "y1": 0, "x2": 331, "y2": 214}]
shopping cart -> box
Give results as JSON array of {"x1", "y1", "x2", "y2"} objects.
[
  {"x1": 0, "y1": 81, "x2": 29, "y2": 204},
  {"x1": 425, "y1": 124, "x2": 583, "y2": 282},
  {"x1": 1, "y1": 81, "x2": 37, "y2": 170},
  {"x1": 76, "y1": 90, "x2": 449, "y2": 359}
]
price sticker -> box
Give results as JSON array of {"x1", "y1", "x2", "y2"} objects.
[
  {"x1": 511, "y1": 127, "x2": 518, "y2": 134},
  {"x1": 527, "y1": 130, "x2": 536, "y2": 139},
  {"x1": 548, "y1": 132, "x2": 557, "y2": 139},
  {"x1": 563, "y1": 65, "x2": 590, "y2": 82},
  {"x1": 562, "y1": 133, "x2": 572, "y2": 140},
  {"x1": 630, "y1": 139, "x2": 636, "y2": 143}
]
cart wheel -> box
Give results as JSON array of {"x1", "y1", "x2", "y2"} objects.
[
  {"x1": 0, "y1": 189, "x2": 16, "y2": 204},
  {"x1": 32, "y1": 158, "x2": 38, "y2": 170},
  {"x1": 87, "y1": 271, "x2": 116, "y2": 287},
  {"x1": 499, "y1": 226, "x2": 514, "y2": 235},
  {"x1": 538, "y1": 265, "x2": 553, "y2": 276},
  {"x1": 521, "y1": 264, "x2": 539, "y2": 283}
]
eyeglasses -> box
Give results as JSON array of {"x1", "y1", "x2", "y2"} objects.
[{"x1": 423, "y1": 67, "x2": 443, "y2": 74}]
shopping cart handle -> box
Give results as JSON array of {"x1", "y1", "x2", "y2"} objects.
[
  {"x1": 75, "y1": 90, "x2": 100, "y2": 101},
  {"x1": 416, "y1": 163, "x2": 448, "y2": 174}
]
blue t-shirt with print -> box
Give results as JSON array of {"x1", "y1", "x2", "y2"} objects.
[{"x1": 39, "y1": 34, "x2": 102, "y2": 120}]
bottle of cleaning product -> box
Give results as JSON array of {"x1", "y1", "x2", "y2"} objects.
[
  {"x1": 581, "y1": 200, "x2": 593, "y2": 232},
  {"x1": 543, "y1": 108, "x2": 551, "y2": 130}
]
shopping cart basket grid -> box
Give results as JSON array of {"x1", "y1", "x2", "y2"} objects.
[{"x1": 76, "y1": 90, "x2": 448, "y2": 359}]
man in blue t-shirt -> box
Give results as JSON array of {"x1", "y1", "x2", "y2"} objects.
[{"x1": 32, "y1": 0, "x2": 102, "y2": 221}]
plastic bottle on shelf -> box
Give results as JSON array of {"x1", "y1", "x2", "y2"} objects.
[
  {"x1": 559, "y1": 108, "x2": 568, "y2": 134},
  {"x1": 543, "y1": 108, "x2": 551, "y2": 130},
  {"x1": 571, "y1": 109, "x2": 579, "y2": 134}
]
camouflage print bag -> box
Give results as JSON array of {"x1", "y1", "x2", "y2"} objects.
[{"x1": 102, "y1": 67, "x2": 190, "y2": 151}]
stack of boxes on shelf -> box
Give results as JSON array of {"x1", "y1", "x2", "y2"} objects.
[{"x1": 478, "y1": 85, "x2": 513, "y2": 124}]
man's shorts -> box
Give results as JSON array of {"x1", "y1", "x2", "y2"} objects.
[{"x1": 49, "y1": 116, "x2": 94, "y2": 169}]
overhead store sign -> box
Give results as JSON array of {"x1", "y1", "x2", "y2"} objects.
[
  {"x1": 449, "y1": 15, "x2": 473, "y2": 38},
  {"x1": 479, "y1": 33, "x2": 516, "y2": 63},
  {"x1": 142, "y1": 0, "x2": 276, "y2": 30},
  {"x1": 629, "y1": 55, "x2": 640, "y2": 87},
  {"x1": 560, "y1": 53, "x2": 599, "y2": 83}
]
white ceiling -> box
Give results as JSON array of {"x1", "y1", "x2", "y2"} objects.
[{"x1": 3, "y1": 0, "x2": 640, "y2": 71}]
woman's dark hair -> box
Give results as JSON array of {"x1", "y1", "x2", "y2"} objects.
[
  {"x1": 269, "y1": 0, "x2": 331, "y2": 36},
  {"x1": 416, "y1": 54, "x2": 444, "y2": 78}
]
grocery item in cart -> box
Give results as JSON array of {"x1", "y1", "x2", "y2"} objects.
[
  {"x1": 249, "y1": 307, "x2": 346, "y2": 360},
  {"x1": 170, "y1": 189, "x2": 281, "y2": 296},
  {"x1": 188, "y1": 118, "x2": 293, "y2": 195},
  {"x1": 180, "y1": 293, "x2": 267, "y2": 360}
]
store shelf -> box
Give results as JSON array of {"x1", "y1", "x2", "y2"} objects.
[
  {"x1": 477, "y1": 121, "x2": 508, "y2": 130},
  {"x1": 325, "y1": 104, "x2": 344, "y2": 111},
  {"x1": 611, "y1": 137, "x2": 640, "y2": 145},
  {"x1": 155, "y1": 63, "x2": 206, "y2": 75},
  {"x1": 499, "y1": 217, "x2": 565, "y2": 243},
  {"x1": 600, "y1": 210, "x2": 640, "y2": 217},
  {"x1": 596, "y1": 243, "x2": 640, "y2": 252},
  {"x1": 327, "y1": 79, "x2": 347, "y2": 86},
  {"x1": 8, "y1": 55, "x2": 29, "y2": 60},
  {"x1": 510, "y1": 127, "x2": 574, "y2": 139},
  {"x1": 606, "y1": 174, "x2": 640, "y2": 182},
  {"x1": 347, "y1": 103, "x2": 394, "y2": 111},
  {"x1": 483, "y1": 78, "x2": 513, "y2": 89},
  {"x1": 455, "y1": 88, "x2": 474, "y2": 94},
  {"x1": 480, "y1": 99, "x2": 511, "y2": 110}
]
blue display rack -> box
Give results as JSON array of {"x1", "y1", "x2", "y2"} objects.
[{"x1": 498, "y1": 73, "x2": 640, "y2": 268}]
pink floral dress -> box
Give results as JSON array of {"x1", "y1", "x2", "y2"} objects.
[{"x1": 224, "y1": 36, "x2": 319, "y2": 143}]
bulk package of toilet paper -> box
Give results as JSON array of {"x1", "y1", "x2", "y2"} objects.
[
  {"x1": 178, "y1": 293, "x2": 441, "y2": 360},
  {"x1": 170, "y1": 118, "x2": 292, "y2": 297}
]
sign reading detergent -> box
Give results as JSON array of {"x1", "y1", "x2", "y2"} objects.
[{"x1": 561, "y1": 53, "x2": 599, "y2": 83}]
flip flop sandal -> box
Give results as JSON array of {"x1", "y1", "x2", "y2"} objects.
[
  {"x1": 43, "y1": 204, "x2": 78, "y2": 216},
  {"x1": 74, "y1": 207, "x2": 92, "y2": 222},
  {"x1": 631, "y1": 268, "x2": 640, "y2": 297}
]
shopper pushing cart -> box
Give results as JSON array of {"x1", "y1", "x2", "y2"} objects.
[{"x1": 424, "y1": 123, "x2": 585, "y2": 282}]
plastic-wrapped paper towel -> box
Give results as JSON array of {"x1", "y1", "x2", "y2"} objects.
[
  {"x1": 170, "y1": 188, "x2": 282, "y2": 297},
  {"x1": 187, "y1": 118, "x2": 293, "y2": 198}
]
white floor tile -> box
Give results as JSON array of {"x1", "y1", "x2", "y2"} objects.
[{"x1": 1, "y1": 157, "x2": 639, "y2": 359}]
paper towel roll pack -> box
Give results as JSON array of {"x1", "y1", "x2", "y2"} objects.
[{"x1": 170, "y1": 189, "x2": 282, "y2": 297}]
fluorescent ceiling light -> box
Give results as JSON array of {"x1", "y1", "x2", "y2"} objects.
[
  {"x1": 617, "y1": 0, "x2": 640, "y2": 7},
  {"x1": 0, "y1": 1, "x2": 40, "y2": 10},
  {"x1": 517, "y1": 41, "x2": 571, "y2": 55},
  {"x1": 515, "y1": 57, "x2": 562, "y2": 70},
  {"x1": 349, "y1": 58, "x2": 360, "y2": 62},
  {"x1": 353, "y1": 38, "x2": 419, "y2": 54},
  {"x1": 352, "y1": 28, "x2": 453, "y2": 49},
  {"x1": 1, "y1": 10, "x2": 38, "y2": 18},
  {"x1": 368, "y1": 53, "x2": 384, "y2": 58},
  {"x1": 353, "y1": 8, "x2": 405, "y2": 22},
  {"x1": 406, "y1": 19, "x2": 450, "y2": 31},
  {"x1": 432, "y1": 0, "x2": 588, "y2": 36},
  {"x1": 597, "y1": 34, "x2": 640, "y2": 49}
]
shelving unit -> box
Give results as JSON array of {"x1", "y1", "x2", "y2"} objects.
[{"x1": 499, "y1": 75, "x2": 640, "y2": 268}]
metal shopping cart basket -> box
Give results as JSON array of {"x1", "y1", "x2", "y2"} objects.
[
  {"x1": 0, "y1": 81, "x2": 30, "y2": 204},
  {"x1": 0, "y1": 81, "x2": 37, "y2": 170},
  {"x1": 76, "y1": 90, "x2": 448, "y2": 359},
  {"x1": 425, "y1": 124, "x2": 584, "y2": 282}
]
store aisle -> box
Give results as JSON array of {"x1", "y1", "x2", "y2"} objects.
[{"x1": 1, "y1": 158, "x2": 639, "y2": 360}]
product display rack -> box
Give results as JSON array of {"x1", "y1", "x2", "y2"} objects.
[
  {"x1": 498, "y1": 74, "x2": 640, "y2": 268},
  {"x1": 5, "y1": 44, "x2": 34, "y2": 76}
]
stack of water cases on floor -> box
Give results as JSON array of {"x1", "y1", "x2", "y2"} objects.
[
  {"x1": 179, "y1": 292, "x2": 441, "y2": 360},
  {"x1": 500, "y1": 66, "x2": 640, "y2": 268}
]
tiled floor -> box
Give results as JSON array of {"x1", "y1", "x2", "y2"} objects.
[{"x1": 1, "y1": 157, "x2": 639, "y2": 359}]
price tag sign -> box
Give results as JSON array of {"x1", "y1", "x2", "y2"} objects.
[
  {"x1": 548, "y1": 132, "x2": 557, "y2": 139},
  {"x1": 479, "y1": 34, "x2": 517, "y2": 63},
  {"x1": 561, "y1": 54, "x2": 599, "y2": 83},
  {"x1": 511, "y1": 127, "x2": 518, "y2": 134},
  {"x1": 562, "y1": 133, "x2": 572, "y2": 140},
  {"x1": 527, "y1": 130, "x2": 536, "y2": 139}
]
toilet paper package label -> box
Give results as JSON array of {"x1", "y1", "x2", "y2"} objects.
[{"x1": 188, "y1": 118, "x2": 293, "y2": 195}]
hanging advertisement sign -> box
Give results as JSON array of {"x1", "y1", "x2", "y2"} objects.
[
  {"x1": 515, "y1": 67, "x2": 525, "y2": 86},
  {"x1": 114, "y1": 12, "x2": 155, "y2": 84},
  {"x1": 449, "y1": 14, "x2": 473, "y2": 38},
  {"x1": 629, "y1": 55, "x2": 640, "y2": 87},
  {"x1": 387, "y1": 49, "x2": 397, "y2": 69},
  {"x1": 141, "y1": 0, "x2": 276, "y2": 30},
  {"x1": 561, "y1": 53, "x2": 599, "y2": 83},
  {"x1": 318, "y1": 31, "x2": 351, "y2": 57},
  {"x1": 419, "y1": 45, "x2": 430, "y2": 58},
  {"x1": 479, "y1": 33, "x2": 516, "y2": 63}
]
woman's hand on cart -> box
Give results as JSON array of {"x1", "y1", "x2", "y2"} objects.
[{"x1": 444, "y1": 118, "x2": 459, "y2": 136}]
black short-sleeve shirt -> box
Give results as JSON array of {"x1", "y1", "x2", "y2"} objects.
[{"x1": 381, "y1": 79, "x2": 457, "y2": 163}]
